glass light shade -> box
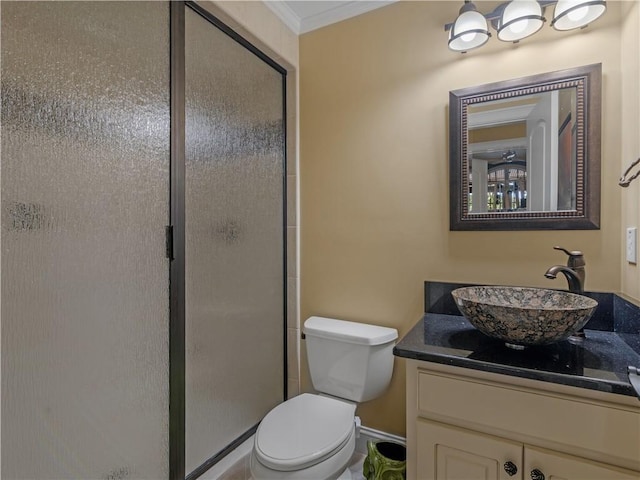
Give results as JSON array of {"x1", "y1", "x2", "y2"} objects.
[
  {"x1": 497, "y1": 0, "x2": 545, "y2": 42},
  {"x1": 552, "y1": 0, "x2": 606, "y2": 30},
  {"x1": 449, "y1": 8, "x2": 491, "y2": 52}
]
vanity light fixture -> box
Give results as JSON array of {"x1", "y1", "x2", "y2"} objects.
[
  {"x1": 448, "y1": 1, "x2": 491, "y2": 52},
  {"x1": 445, "y1": 0, "x2": 606, "y2": 52},
  {"x1": 552, "y1": 0, "x2": 607, "y2": 30},
  {"x1": 497, "y1": 0, "x2": 545, "y2": 42}
]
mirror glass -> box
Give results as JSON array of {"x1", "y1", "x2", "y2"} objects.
[{"x1": 450, "y1": 64, "x2": 601, "y2": 230}]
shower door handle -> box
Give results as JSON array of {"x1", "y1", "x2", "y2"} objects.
[{"x1": 166, "y1": 225, "x2": 174, "y2": 260}]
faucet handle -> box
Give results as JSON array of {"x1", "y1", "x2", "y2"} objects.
[{"x1": 553, "y1": 246, "x2": 585, "y2": 268}]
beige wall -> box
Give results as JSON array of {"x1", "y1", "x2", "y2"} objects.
[
  {"x1": 300, "y1": 1, "x2": 626, "y2": 436},
  {"x1": 621, "y1": 1, "x2": 640, "y2": 301}
]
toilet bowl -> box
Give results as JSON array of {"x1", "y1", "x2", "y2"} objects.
[
  {"x1": 250, "y1": 394, "x2": 356, "y2": 480},
  {"x1": 250, "y1": 317, "x2": 398, "y2": 480}
]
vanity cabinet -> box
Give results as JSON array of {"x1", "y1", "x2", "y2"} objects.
[
  {"x1": 406, "y1": 360, "x2": 640, "y2": 480},
  {"x1": 417, "y1": 420, "x2": 638, "y2": 480},
  {"x1": 417, "y1": 419, "x2": 522, "y2": 480}
]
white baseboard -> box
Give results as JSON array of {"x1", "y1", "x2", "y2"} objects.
[{"x1": 355, "y1": 425, "x2": 406, "y2": 455}]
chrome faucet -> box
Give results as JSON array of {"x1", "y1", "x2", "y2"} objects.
[{"x1": 544, "y1": 246, "x2": 586, "y2": 294}]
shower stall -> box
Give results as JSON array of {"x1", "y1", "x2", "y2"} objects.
[{"x1": 1, "y1": 2, "x2": 287, "y2": 479}]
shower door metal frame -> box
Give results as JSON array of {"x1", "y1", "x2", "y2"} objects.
[
  {"x1": 169, "y1": 3, "x2": 187, "y2": 480},
  {"x1": 169, "y1": 3, "x2": 288, "y2": 479}
]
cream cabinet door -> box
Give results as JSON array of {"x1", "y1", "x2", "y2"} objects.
[
  {"x1": 417, "y1": 419, "x2": 523, "y2": 480},
  {"x1": 524, "y1": 446, "x2": 640, "y2": 480}
]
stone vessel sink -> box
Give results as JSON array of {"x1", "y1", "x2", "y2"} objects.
[{"x1": 451, "y1": 286, "x2": 598, "y2": 349}]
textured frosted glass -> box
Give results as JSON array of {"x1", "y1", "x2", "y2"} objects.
[
  {"x1": 1, "y1": 2, "x2": 170, "y2": 479},
  {"x1": 185, "y1": 8, "x2": 285, "y2": 473}
]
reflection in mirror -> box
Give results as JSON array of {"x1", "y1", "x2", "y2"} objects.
[
  {"x1": 467, "y1": 88, "x2": 577, "y2": 214},
  {"x1": 450, "y1": 64, "x2": 601, "y2": 230}
]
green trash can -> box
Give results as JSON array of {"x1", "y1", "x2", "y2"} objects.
[{"x1": 363, "y1": 440, "x2": 407, "y2": 480}]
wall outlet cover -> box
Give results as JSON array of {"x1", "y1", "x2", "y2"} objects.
[{"x1": 626, "y1": 227, "x2": 637, "y2": 264}]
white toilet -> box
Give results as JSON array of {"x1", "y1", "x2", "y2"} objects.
[{"x1": 250, "y1": 316, "x2": 398, "y2": 480}]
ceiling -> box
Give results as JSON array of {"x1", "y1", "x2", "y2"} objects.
[{"x1": 264, "y1": 1, "x2": 396, "y2": 34}]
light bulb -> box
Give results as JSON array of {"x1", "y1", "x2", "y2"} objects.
[
  {"x1": 461, "y1": 31, "x2": 477, "y2": 42},
  {"x1": 509, "y1": 19, "x2": 529, "y2": 34},
  {"x1": 448, "y1": 3, "x2": 490, "y2": 52},
  {"x1": 497, "y1": 0, "x2": 544, "y2": 42},
  {"x1": 568, "y1": 6, "x2": 588, "y2": 22},
  {"x1": 552, "y1": 0, "x2": 606, "y2": 30}
]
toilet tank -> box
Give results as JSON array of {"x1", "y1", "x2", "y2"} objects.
[{"x1": 303, "y1": 316, "x2": 398, "y2": 403}]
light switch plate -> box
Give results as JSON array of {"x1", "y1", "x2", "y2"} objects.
[{"x1": 627, "y1": 227, "x2": 637, "y2": 264}]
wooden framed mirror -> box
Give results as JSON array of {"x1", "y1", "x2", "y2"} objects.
[{"x1": 449, "y1": 63, "x2": 601, "y2": 231}]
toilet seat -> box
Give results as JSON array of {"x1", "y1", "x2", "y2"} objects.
[{"x1": 254, "y1": 393, "x2": 356, "y2": 471}]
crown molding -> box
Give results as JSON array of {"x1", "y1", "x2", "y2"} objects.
[
  {"x1": 263, "y1": 1, "x2": 302, "y2": 34},
  {"x1": 263, "y1": 1, "x2": 396, "y2": 35},
  {"x1": 298, "y1": 1, "x2": 396, "y2": 34}
]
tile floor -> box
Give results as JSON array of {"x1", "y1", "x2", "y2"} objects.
[{"x1": 347, "y1": 452, "x2": 367, "y2": 480}]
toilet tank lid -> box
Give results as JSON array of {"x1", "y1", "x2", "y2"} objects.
[{"x1": 303, "y1": 316, "x2": 398, "y2": 345}]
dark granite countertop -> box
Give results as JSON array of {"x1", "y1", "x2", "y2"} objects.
[{"x1": 393, "y1": 282, "x2": 640, "y2": 398}]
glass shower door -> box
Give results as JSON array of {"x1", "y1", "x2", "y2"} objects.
[
  {"x1": 184, "y1": 6, "x2": 286, "y2": 474},
  {"x1": 1, "y1": 2, "x2": 170, "y2": 478}
]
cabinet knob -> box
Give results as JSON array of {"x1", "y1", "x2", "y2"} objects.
[
  {"x1": 503, "y1": 461, "x2": 518, "y2": 476},
  {"x1": 531, "y1": 469, "x2": 545, "y2": 480}
]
